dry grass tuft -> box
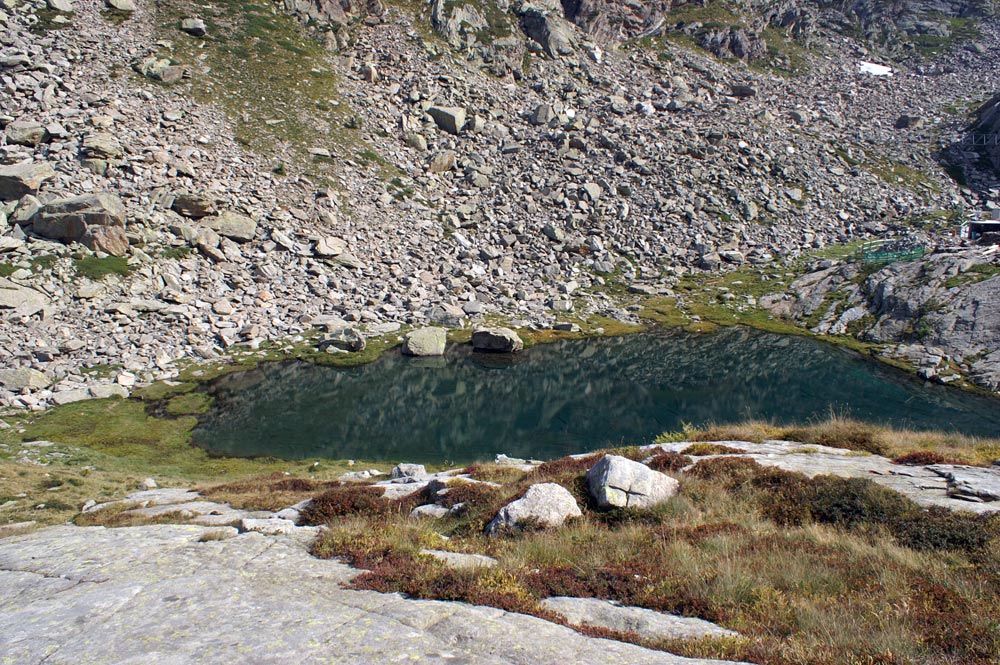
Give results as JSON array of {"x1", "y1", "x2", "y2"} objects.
[
  {"x1": 199, "y1": 473, "x2": 338, "y2": 511},
  {"x1": 683, "y1": 414, "x2": 1000, "y2": 466},
  {"x1": 681, "y1": 443, "x2": 747, "y2": 456}
]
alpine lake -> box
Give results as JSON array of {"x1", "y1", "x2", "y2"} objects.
[{"x1": 191, "y1": 326, "x2": 1000, "y2": 464}]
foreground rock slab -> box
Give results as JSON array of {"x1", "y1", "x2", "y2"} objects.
[{"x1": 0, "y1": 525, "x2": 744, "y2": 664}]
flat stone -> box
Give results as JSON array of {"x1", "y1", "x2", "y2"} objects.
[
  {"x1": 0, "y1": 162, "x2": 55, "y2": 200},
  {"x1": 420, "y1": 549, "x2": 498, "y2": 570},
  {"x1": 89, "y1": 384, "x2": 129, "y2": 399},
  {"x1": 6, "y1": 120, "x2": 47, "y2": 147},
  {"x1": 0, "y1": 277, "x2": 48, "y2": 315},
  {"x1": 240, "y1": 518, "x2": 299, "y2": 535},
  {"x1": 0, "y1": 368, "x2": 49, "y2": 391},
  {"x1": 542, "y1": 597, "x2": 739, "y2": 641},
  {"x1": 647, "y1": 441, "x2": 1000, "y2": 515},
  {"x1": 202, "y1": 211, "x2": 257, "y2": 242},
  {"x1": 928, "y1": 465, "x2": 1000, "y2": 502}
]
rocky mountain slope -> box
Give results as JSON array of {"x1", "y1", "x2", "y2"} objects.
[{"x1": 2, "y1": 0, "x2": 1000, "y2": 408}]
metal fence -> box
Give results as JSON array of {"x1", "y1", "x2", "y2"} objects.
[{"x1": 854, "y1": 239, "x2": 926, "y2": 265}]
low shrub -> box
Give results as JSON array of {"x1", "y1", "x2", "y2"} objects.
[
  {"x1": 891, "y1": 507, "x2": 1000, "y2": 553},
  {"x1": 299, "y1": 486, "x2": 395, "y2": 524},
  {"x1": 530, "y1": 453, "x2": 601, "y2": 479},
  {"x1": 892, "y1": 451, "x2": 955, "y2": 466},
  {"x1": 681, "y1": 443, "x2": 747, "y2": 456},
  {"x1": 646, "y1": 451, "x2": 693, "y2": 472},
  {"x1": 687, "y1": 456, "x2": 762, "y2": 484}
]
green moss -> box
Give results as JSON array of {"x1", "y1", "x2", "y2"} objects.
[
  {"x1": 16, "y1": 397, "x2": 352, "y2": 481},
  {"x1": 943, "y1": 263, "x2": 1000, "y2": 289},
  {"x1": 74, "y1": 255, "x2": 131, "y2": 280},
  {"x1": 160, "y1": 246, "x2": 192, "y2": 259},
  {"x1": 135, "y1": 381, "x2": 197, "y2": 402},
  {"x1": 0, "y1": 263, "x2": 15, "y2": 277},
  {"x1": 165, "y1": 392, "x2": 214, "y2": 416},
  {"x1": 81, "y1": 363, "x2": 123, "y2": 379},
  {"x1": 911, "y1": 16, "x2": 983, "y2": 57}
]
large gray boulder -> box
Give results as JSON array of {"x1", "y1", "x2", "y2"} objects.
[
  {"x1": 0, "y1": 162, "x2": 55, "y2": 200},
  {"x1": 586, "y1": 455, "x2": 679, "y2": 510},
  {"x1": 202, "y1": 212, "x2": 257, "y2": 242},
  {"x1": 32, "y1": 193, "x2": 126, "y2": 241},
  {"x1": 402, "y1": 327, "x2": 447, "y2": 357},
  {"x1": 81, "y1": 226, "x2": 129, "y2": 257},
  {"x1": 485, "y1": 483, "x2": 581, "y2": 535},
  {"x1": 519, "y1": 4, "x2": 578, "y2": 58},
  {"x1": 0, "y1": 278, "x2": 48, "y2": 316},
  {"x1": 427, "y1": 106, "x2": 466, "y2": 135},
  {"x1": 0, "y1": 368, "x2": 49, "y2": 391},
  {"x1": 472, "y1": 327, "x2": 523, "y2": 353},
  {"x1": 6, "y1": 121, "x2": 47, "y2": 147}
]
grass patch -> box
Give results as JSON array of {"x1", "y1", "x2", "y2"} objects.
[
  {"x1": 0, "y1": 397, "x2": 358, "y2": 527},
  {"x1": 160, "y1": 246, "x2": 193, "y2": 260},
  {"x1": 74, "y1": 255, "x2": 131, "y2": 280},
  {"x1": 164, "y1": 392, "x2": 213, "y2": 416},
  {"x1": 943, "y1": 262, "x2": 1000, "y2": 289}
]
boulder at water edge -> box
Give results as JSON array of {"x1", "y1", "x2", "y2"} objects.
[
  {"x1": 586, "y1": 455, "x2": 679, "y2": 510},
  {"x1": 472, "y1": 327, "x2": 523, "y2": 353},
  {"x1": 402, "y1": 327, "x2": 447, "y2": 356}
]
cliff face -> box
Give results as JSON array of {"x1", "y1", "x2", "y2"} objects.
[
  {"x1": 414, "y1": 0, "x2": 995, "y2": 62},
  {"x1": 762, "y1": 248, "x2": 1000, "y2": 391}
]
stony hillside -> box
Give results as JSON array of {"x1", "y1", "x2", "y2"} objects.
[{"x1": 2, "y1": 0, "x2": 1000, "y2": 408}]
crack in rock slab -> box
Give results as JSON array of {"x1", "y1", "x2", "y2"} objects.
[{"x1": 0, "y1": 524, "x2": 748, "y2": 665}]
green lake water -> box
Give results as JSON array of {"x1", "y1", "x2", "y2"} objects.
[{"x1": 192, "y1": 327, "x2": 1000, "y2": 464}]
